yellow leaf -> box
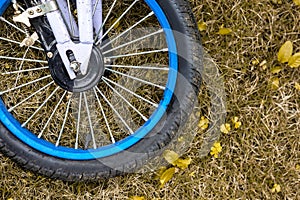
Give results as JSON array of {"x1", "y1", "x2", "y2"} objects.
[
  {"x1": 232, "y1": 117, "x2": 242, "y2": 129},
  {"x1": 293, "y1": 0, "x2": 300, "y2": 6},
  {"x1": 272, "y1": 0, "x2": 282, "y2": 4},
  {"x1": 159, "y1": 167, "x2": 175, "y2": 187},
  {"x1": 217, "y1": 26, "x2": 232, "y2": 35},
  {"x1": 271, "y1": 184, "x2": 281, "y2": 193},
  {"x1": 111, "y1": 18, "x2": 121, "y2": 29},
  {"x1": 131, "y1": 196, "x2": 145, "y2": 200},
  {"x1": 234, "y1": 121, "x2": 242, "y2": 129},
  {"x1": 177, "y1": 136, "x2": 184, "y2": 142},
  {"x1": 270, "y1": 77, "x2": 280, "y2": 90},
  {"x1": 154, "y1": 166, "x2": 167, "y2": 180},
  {"x1": 288, "y1": 52, "x2": 300, "y2": 68},
  {"x1": 271, "y1": 66, "x2": 282, "y2": 74},
  {"x1": 296, "y1": 164, "x2": 300, "y2": 170},
  {"x1": 278, "y1": 41, "x2": 293, "y2": 63},
  {"x1": 163, "y1": 150, "x2": 179, "y2": 165},
  {"x1": 220, "y1": 123, "x2": 231, "y2": 134},
  {"x1": 173, "y1": 157, "x2": 192, "y2": 170},
  {"x1": 295, "y1": 82, "x2": 300, "y2": 91},
  {"x1": 198, "y1": 116, "x2": 209, "y2": 130},
  {"x1": 210, "y1": 142, "x2": 222, "y2": 158},
  {"x1": 189, "y1": 171, "x2": 196, "y2": 177},
  {"x1": 198, "y1": 21, "x2": 207, "y2": 31},
  {"x1": 251, "y1": 58, "x2": 260, "y2": 65}
]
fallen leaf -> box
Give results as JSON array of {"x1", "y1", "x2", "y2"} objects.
[
  {"x1": 271, "y1": 66, "x2": 282, "y2": 74},
  {"x1": 198, "y1": 21, "x2": 207, "y2": 31},
  {"x1": 278, "y1": 41, "x2": 293, "y2": 63},
  {"x1": 131, "y1": 196, "x2": 145, "y2": 200},
  {"x1": 210, "y1": 142, "x2": 222, "y2": 158},
  {"x1": 177, "y1": 136, "x2": 184, "y2": 142},
  {"x1": 272, "y1": 0, "x2": 282, "y2": 4},
  {"x1": 270, "y1": 77, "x2": 280, "y2": 90},
  {"x1": 160, "y1": 167, "x2": 175, "y2": 187},
  {"x1": 220, "y1": 123, "x2": 231, "y2": 134},
  {"x1": 163, "y1": 150, "x2": 179, "y2": 165},
  {"x1": 271, "y1": 184, "x2": 281, "y2": 193},
  {"x1": 295, "y1": 82, "x2": 300, "y2": 91},
  {"x1": 288, "y1": 52, "x2": 300, "y2": 68},
  {"x1": 293, "y1": 0, "x2": 300, "y2": 6},
  {"x1": 189, "y1": 171, "x2": 196, "y2": 177},
  {"x1": 251, "y1": 58, "x2": 260, "y2": 65},
  {"x1": 217, "y1": 25, "x2": 232, "y2": 35},
  {"x1": 198, "y1": 116, "x2": 209, "y2": 130},
  {"x1": 173, "y1": 157, "x2": 192, "y2": 170},
  {"x1": 231, "y1": 117, "x2": 242, "y2": 129}
]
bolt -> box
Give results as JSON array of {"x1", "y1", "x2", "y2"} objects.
[
  {"x1": 28, "y1": 10, "x2": 34, "y2": 15},
  {"x1": 24, "y1": 38, "x2": 34, "y2": 46},
  {"x1": 36, "y1": 8, "x2": 42, "y2": 13},
  {"x1": 104, "y1": 57, "x2": 111, "y2": 64},
  {"x1": 47, "y1": 52, "x2": 53, "y2": 59},
  {"x1": 70, "y1": 61, "x2": 80, "y2": 72}
]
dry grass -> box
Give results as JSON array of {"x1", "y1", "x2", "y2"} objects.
[{"x1": 0, "y1": 0, "x2": 300, "y2": 199}]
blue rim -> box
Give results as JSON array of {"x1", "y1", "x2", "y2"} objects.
[
  {"x1": 0, "y1": 0, "x2": 10, "y2": 16},
  {"x1": 0, "y1": 0, "x2": 178, "y2": 160}
]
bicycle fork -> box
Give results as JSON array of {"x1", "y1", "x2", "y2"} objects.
[{"x1": 8, "y1": 0, "x2": 103, "y2": 79}]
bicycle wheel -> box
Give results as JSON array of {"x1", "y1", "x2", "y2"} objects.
[{"x1": 0, "y1": 0, "x2": 202, "y2": 181}]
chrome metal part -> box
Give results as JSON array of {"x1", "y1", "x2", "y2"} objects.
[{"x1": 12, "y1": 0, "x2": 58, "y2": 27}]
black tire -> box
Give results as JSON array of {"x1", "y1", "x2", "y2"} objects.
[{"x1": 0, "y1": 0, "x2": 202, "y2": 181}]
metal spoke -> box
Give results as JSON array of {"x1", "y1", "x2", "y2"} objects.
[
  {"x1": 83, "y1": 92, "x2": 97, "y2": 149},
  {"x1": 96, "y1": 0, "x2": 139, "y2": 45},
  {"x1": 94, "y1": 0, "x2": 117, "y2": 42},
  {"x1": 21, "y1": 86, "x2": 60, "y2": 127},
  {"x1": 0, "y1": 75, "x2": 51, "y2": 95},
  {"x1": 105, "y1": 64, "x2": 169, "y2": 71},
  {"x1": 92, "y1": 0, "x2": 101, "y2": 16},
  {"x1": 0, "y1": 17, "x2": 41, "y2": 43},
  {"x1": 93, "y1": 88, "x2": 115, "y2": 144},
  {"x1": 8, "y1": 81, "x2": 54, "y2": 112},
  {"x1": 0, "y1": 16, "x2": 26, "y2": 34},
  {"x1": 101, "y1": 11, "x2": 154, "y2": 50},
  {"x1": 105, "y1": 48, "x2": 168, "y2": 59},
  {"x1": 103, "y1": 29, "x2": 163, "y2": 55},
  {"x1": 0, "y1": 55, "x2": 47, "y2": 64},
  {"x1": 105, "y1": 68, "x2": 165, "y2": 90},
  {"x1": 102, "y1": 78, "x2": 148, "y2": 121},
  {"x1": 14, "y1": 46, "x2": 30, "y2": 86},
  {"x1": 38, "y1": 91, "x2": 67, "y2": 138},
  {"x1": 0, "y1": 37, "x2": 43, "y2": 51},
  {"x1": 2, "y1": 66, "x2": 49, "y2": 75},
  {"x1": 75, "y1": 93, "x2": 82, "y2": 149},
  {"x1": 95, "y1": 86, "x2": 134, "y2": 134},
  {"x1": 102, "y1": 77, "x2": 158, "y2": 108},
  {"x1": 56, "y1": 95, "x2": 72, "y2": 147}
]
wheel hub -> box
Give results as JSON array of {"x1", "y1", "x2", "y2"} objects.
[{"x1": 48, "y1": 46, "x2": 105, "y2": 93}]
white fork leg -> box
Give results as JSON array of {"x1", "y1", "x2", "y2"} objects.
[
  {"x1": 56, "y1": 0, "x2": 79, "y2": 37},
  {"x1": 41, "y1": 0, "x2": 94, "y2": 79},
  {"x1": 93, "y1": 0, "x2": 103, "y2": 36}
]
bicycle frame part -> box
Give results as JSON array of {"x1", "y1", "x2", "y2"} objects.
[
  {"x1": 1, "y1": 0, "x2": 102, "y2": 79},
  {"x1": 42, "y1": 0, "x2": 95, "y2": 79}
]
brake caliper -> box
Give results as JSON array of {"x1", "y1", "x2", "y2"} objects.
[{"x1": 12, "y1": 0, "x2": 58, "y2": 47}]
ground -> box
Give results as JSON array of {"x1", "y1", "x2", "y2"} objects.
[{"x1": 0, "y1": 0, "x2": 299, "y2": 199}]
